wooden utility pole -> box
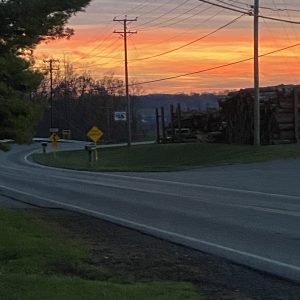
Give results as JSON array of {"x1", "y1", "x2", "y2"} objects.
[
  {"x1": 253, "y1": 0, "x2": 260, "y2": 145},
  {"x1": 170, "y1": 104, "x2": 175, "y2": 141},
  {"x1": 44, "y1": 59, "x2": 59, "y2": 130},
  {"x1": 155, "y1": 108, "x2": 160, "y2": 143},
  {"x1": 177, "y1": 103, "x2": 182, "y2": 142},
  {"x1": 114, "y1": 16, "x2": 137, "y2": 147},
  {"x1": 161, "y1": 107, "x2": 166, "y2": 143},
  {"x1": 294, "y1": 88, "x2": 299, "y2": 143}
]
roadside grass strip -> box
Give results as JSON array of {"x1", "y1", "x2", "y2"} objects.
[
  {"x1": 0, "y1": 143, "x2": 10, "y2": 152},
  {"x1": 0, "y1": 209, "x2": 201, "y2": 300},
  {"x1": 1, "y1": 275, "x2": 200, "y2": 300},
  {"x1": 33, "y1": 143, "x2": 300, "y2": 172}
]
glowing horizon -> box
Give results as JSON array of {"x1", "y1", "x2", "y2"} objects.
[{"x1": 34, "y1": 0, "x2": 300, "y2": 94}]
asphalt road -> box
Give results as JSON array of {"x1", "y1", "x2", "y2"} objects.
[{"x1": 1, "y1": 143, "x2": 300, "y2": 283}]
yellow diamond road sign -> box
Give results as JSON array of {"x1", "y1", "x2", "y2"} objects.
[
  {"x1": 49, "y1": 133, "x2": 60, "y2": 144},
  {"x1": 87, "y1": 126, "x2": 103, "y2": 143}
]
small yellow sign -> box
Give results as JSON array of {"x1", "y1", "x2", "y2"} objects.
[
  {"x1": 87, "y1": 126, "x2": 103, "y2": 143},
  {"x1": 49, "y1": 133, "x2": 60, "y2": 144}
]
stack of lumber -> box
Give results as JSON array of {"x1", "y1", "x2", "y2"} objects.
[
  {"x1": 220, "y1": 85, "x2": 300, "y2": 145},
  {"x1": 171, "y1": 109, "x2": 220, "y2": 132}
]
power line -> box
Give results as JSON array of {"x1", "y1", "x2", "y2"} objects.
[
  {"x1": 72, "y1": 11, "x2": 243, "y2": 69},
  {"x1": 62, "y1": 20, "x2": 117, "y2": 59},
  {"x1": 73, "y1": 8, "x2": 232, "y2": 69},
  {"x1": 198, "y1": 0, "x2": 300, "y2": 24},
  {"x1": 75, "y1": 39, "x2": 123, "y2": 63},
  {"x1": 73, "y1": 56, "x2": 123, "y2": 70},
  {"x1": 280, "y1": 0, "x2": 300, "y2": 41},
  {"x1": 128, "y1": 43, "x2": 300, "y2": 86},
  {"x1": 199, "y1": 0, "x2": 251, "y2": 14},
  {"x1": 69, "y1": 32, "x2": 116, "y2": 64},
  {"x1": 133, "y1": 7, "x2": 224, "y2": 51},
  {"x1": 261, "y1": 18, "x2": 297, "y2": 83},
  {"x1": 134, "y1": 0, "x2": 193, "y2": 29},
  {"x1": 270, "y1": 0, "x2": 295, "y2": 45},
  {"x1": 260, "y1": 14, "x2": 300, "y2": 25},
  {"x1": 132, "y1": 0, "x2": 175, "y2": 20},
  {"x1": 131, "y1": 13, "x2": 245, "y2": 62},
  {"x1": 215, "y1": 0, "x2": 249, "y2": 11},
  {"x1": 126, "y1": 0, "x2": 157, "y2": 14},
  {"x1": 137, "y1": 3, "x2": 210, "y2": 32},
  {"x1": 260, "y1": 5, "x2": 300, "y2": 12},
  {"x1": 226, "y1": 0, "x2": 251, "y2": 6},
  {"x1": 221, "y1": 0, "x2": 300, "y2": 12}
]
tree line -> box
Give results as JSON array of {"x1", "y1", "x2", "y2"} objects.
[
  {"x1": 0, "y1": 0, "x2": 91, "y2": 144},
  {"x1": 35, "y1": 64, "x2": 145, "y2": 142}
]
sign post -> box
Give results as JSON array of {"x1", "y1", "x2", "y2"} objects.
[
  {"x1": 49, "y1": 133, "x2": 60, "y2": 158},
  {"x1": 86, "y1": 126, "x2": 103, "y2": 163}
]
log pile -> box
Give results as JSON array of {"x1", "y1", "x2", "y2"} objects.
[{"x1": 220, "y1": 85, "x2": 300, "y2": 145}]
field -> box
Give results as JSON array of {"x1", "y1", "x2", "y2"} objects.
[
  {"x1": 0, "y1": 209, "x2": 201, "y2": 300},
  {"x1": 33, "y1": 143, "x2": 300, "y2": 172}
]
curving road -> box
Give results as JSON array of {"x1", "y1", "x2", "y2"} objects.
[{"x1": 1, "y1": 143, "x2": 300, "y2": 283}]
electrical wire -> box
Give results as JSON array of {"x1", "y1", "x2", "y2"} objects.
[
  {"x1": 260, "y1": 14, "x2": 300, "y2": 25},
  {"x1": 261, "y1": 18, "x2": 297, "y2": 82},
  {"x1": 71, "y1": 12, "x2": 244, "y2": 70},
  {"x1": 69, "y1": 32, "x2": 116, "y2": 64},
  {"x1": 225, "y1": 0, "x2": 250, "y2": 6},
  {"x1": 280, "y1": 0, "x2": 300, "y2": 41},
  {"x1": 215, "y1": 0, "x2": 249, "y2": 11},
  {"x1": 70, "y1": 8, "x2": 240, "y2": 69},
  {"x1": 127, "y1": 0, "x2": 157, "y2": 14},
  {"x1": 134, "y1": 8, "x2": 224, "y2": 51},
  {"x1": 224, "y1": 0, "x2": 300, "y2": 12},
  {"x1": 132, "y1": 0, "x2": 175, "y2": 20},
  {"x1": 137, "y1": 3, "x2": 210, "y2": 32},
  {"x1": 199, "y1": 0, "x2": 251, "y2": 14},
  {"x1": 198, "y1": 0, "x2": 300, "y2": 24},
  {"x1": 134, "y1": 0, "x2": 193, "y2": 29},
  {"x1": 260, "y1": 6, "x2": 300, "y2": 12},
  {"x1": 128, "y1": 42, "x2": 300, "y2": 86},
  {"x1": 131, "y1": 13, "x2": 245, "y2": 62}
]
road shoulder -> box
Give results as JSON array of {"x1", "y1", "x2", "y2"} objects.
[{"x1": 29, "y1": 208, "x2": 300, "y2": 300}]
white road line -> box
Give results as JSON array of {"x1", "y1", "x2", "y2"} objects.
[
  {"x1": 24, "y1": 150, "x2": 300, "y2": 202},
  {"x1": 0, "y1": 183, "x2": 300, "y2": 283},
  {"x1": 1, "y1": 166, "x2": 299, "y2": 217},
  {"x1": 233, "y1": 204, "x2": 300, "y2": 217},
  {"x1": 2, "y1": 148, "x2": 298, "y2": 218},
  {"x1": 51, "y1": 174, "x2": 300, "y2": 217}
]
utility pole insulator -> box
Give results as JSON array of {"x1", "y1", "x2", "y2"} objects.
[{"x1": 114, "y1": 16, "x2": 137, "y2": 147}]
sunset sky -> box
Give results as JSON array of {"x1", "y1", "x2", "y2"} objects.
[{"x1": 35, "y1": 0, "x2": 300, "y2": 94}]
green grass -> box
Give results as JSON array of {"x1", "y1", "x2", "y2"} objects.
[
  {"x1": 33, "y1": 143, "x2": 300, "y2": 172},
  {"x1": 0, "y1": 143, "x2": 10, "y2": 152},
  {"x1": 1, "y1": 275, "x2": 199, "y2": 300},
  {"x1": 0, "y1": 209, "x2": 201, "y2": 300}
]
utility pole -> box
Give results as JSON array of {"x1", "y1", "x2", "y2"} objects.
[
  {"x1": 44, "y1": 59, "x2": 59, "y2": 130},
  {"x1": 253, "y1": 0, "x2": 260, "y2": 145},
  {"x1": 114, "y1": 16, "x2": 137, "y2": 147}
]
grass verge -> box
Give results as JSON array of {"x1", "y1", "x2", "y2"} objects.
[
  {"x1": 32, "y1": 143, "x2": 300, "y2": 172},
  {"x1": 0, "y1": 209, "x2": 201, "y2": 300},
  {"x1": 0, "y1": 143, "x2": 10, "y2": 152}
]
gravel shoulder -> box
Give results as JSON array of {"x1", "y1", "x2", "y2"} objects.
[{"x1": 27, "y1": 208, "x2": 300, "y2": 300}]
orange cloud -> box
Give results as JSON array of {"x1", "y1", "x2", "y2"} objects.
[{"x1": 34, "y1": 14, "x2": 300, "y2": 94}]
